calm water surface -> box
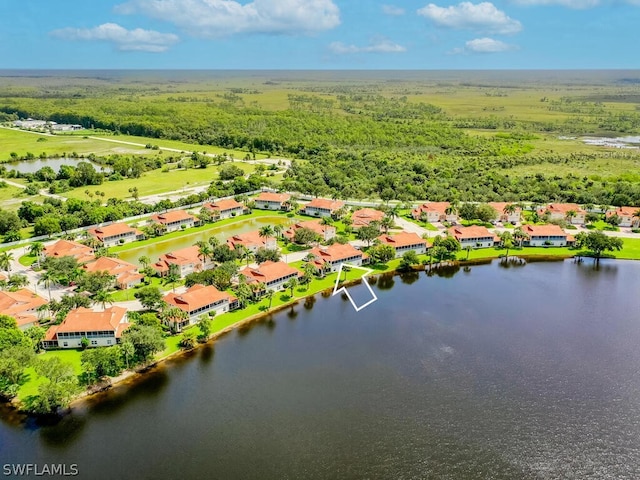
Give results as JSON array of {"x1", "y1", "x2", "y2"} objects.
[
  {"x1": 2, "y1": 259, "x2": 640, "y2": 479},
  {"x1": 4, "y1": 158, "x2": 102, "y2": 174}
]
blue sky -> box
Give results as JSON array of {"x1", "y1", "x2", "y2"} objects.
[{"x1": 0, "y1": 0, "x2": 638, "y2": 69}]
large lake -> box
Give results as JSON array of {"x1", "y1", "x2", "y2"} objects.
[{"x1": 2, "y1": 259, "x2": 640, "y2": 479}]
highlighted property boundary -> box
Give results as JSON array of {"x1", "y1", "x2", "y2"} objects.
[{"x1": 332, "y1": 264, "x2": 378, "y2": 312}]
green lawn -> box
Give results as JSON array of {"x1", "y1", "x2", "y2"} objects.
[
  {"x1": 109, "y1": 211, "x2": 294, "y2": 254},
  {"x1": 108, "y1": 276, "x2": 185, "y2": 302},
  {"x1": 62, "y1": 162, "x2": 256, "y2": 200},
  {"x1": 18, "y1": 254, "x2": 38, "y2": 266},
  {"x1": 17, "y1": 349, "x2": 84, "y2": 400}
]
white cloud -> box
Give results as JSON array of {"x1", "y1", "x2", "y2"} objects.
[
  {"x1": 329, "y1": 39, "x2": 406, "y2": 54},
  {"x1": 450, "y1": 37, "x2": 518, "y2": 54},
  {"x1": 418, "y1": 2, "x2": 522, "y2": 34},
  {"x1": 382, "y1": 4, "x2": 406, "y2": 15},
  {"x1": 511, "y1": 0, "x2": 599, "y2": 7},
  {"x1": 50, "y1": 23, "x2": 179, "y2": 52},
  {"x1": 115, "y1": 0, "x2": 340, "y2": 37}
]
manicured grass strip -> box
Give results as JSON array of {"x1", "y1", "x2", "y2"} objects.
[{"x1": 19, "y1": 254, "x2": 38, "y2": 266}]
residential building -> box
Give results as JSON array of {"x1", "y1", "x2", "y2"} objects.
[
  {"x1": 283, "y1": 220, "x2": 336, "y2": 243},
  {"x1": 606, "y1": 206, "x2": 640, "y2": 228},
  {"x1": 202, "y1": 199, "x2": 245, "y2": 219},
  {"x1": 152, "y1": 245, "x2": 213, "y2": 278},
  {"x1": 254, "y1": 192, "x2": 291, "y2": 210},
  {"x1": 448, "y1": 226, "x2": 498, "y2": 249},
  {"x1": 412, "y1": 202, "x2": 458, "y2": 223},
  {"x1": 377, "y1": 232, "x2": 428, "y2": 257},
  {"x1": 163, "y1": 285, "x2": 238, "y2": 328},
  {"x1": 521, "y1": 224, "x2": 572, "y2": 247},
  {"x1": 150, "y1": 210, "x2": 196, "y2": 232},
  {"x1": 0, "y1": 289, "x2": 47, "y2": 330},
  {"x1": 227, "y1": 230, "x2": 277, "y2": 253},
  {"x1": 42, "y1": 307, "x2": 130, "y2": 349},
  {"x1": 87, "y1": 223, "x2": 144, "y2": 247},
  {"x1": 43, "y1": 239, "x2": 95, "y2": 264},
  {"x1": 351, "y1": 208, "x2": 385, "y2": 228},
  {"x1": 82, "y1": 256, "x2": 143, "y2": 289},
  {"x1": 239, "y1": 261, "x2": 303, "y2": 294},
  {"x1": 303, "y1": 198, "x2": 345, "y2": 217},
  {"x1": 487, "y1": 202, "x2": 522, "y2": 224},
  {"x1": 537, "y1": 203, "x2": 586, "y2": 225},
  {"x1": 51, "y1": 124, "x2": 83, "y2": 131},
  {"x1": 309, "y1": 243, "x2": 366, "y2": 272}
]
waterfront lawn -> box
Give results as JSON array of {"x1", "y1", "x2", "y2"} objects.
[
  {"x1": 108, "y1": 276, "x2": 185, "y2": 302},
  {"x1": 17, "y1": 349, "x2": 84, "y2": 400},
  {"x1": 110, "y1": 211, "x2": 293, "y2": 254}
]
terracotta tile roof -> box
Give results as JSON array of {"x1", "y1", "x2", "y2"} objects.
[
  {"x1": 521, "y1": 224, "x2": 568, "y2": 237},
  {"x1": 53, "y1": 306, "x2": 129, "y2": 336},
  {"x1": 88, "y1": 223, "x2": 142, "y2": 241},
  {"x1": 412, "y1": 202, "x2": 450, "y2": 216},
  {"x1": 203, "y1": 199, "x2": 244, "y2": 212},
  {"x1": 0, "y1": 289, "x2": 47, "y2": 328},
  {"x1": 310, "y1": 243, "x2": 363, "y2": 263},
  {"x1": 83, "y1": 256, "x2": 140, "y2": 282},
  {"x1": 538, "y1": 203, "x2": 585, "y2": 215},
  {"x1": 284, "y1": 220, "x2": 334, "y2": 238},
  {"x1": 240, "y1": 261, "x2": 302, "y2": 284},
  {"x1": 305, "y1": 198, "x2": 345, "y2": 212},
  {"x1": 487, "y1": 202, "x2": 521, "y2": 213},
  {"x1": 448, "y1": 225, "x2": 495, "y2": 240},
  {"x1": 227, "y1": 230, "x2": 275, "y2": 249},
  {"x1": 255, "y1": 192, "x2": 290, "y2": 203},
  {"x1": 377, "y1": 231, "x2": 427, "y2": 248},
  {"x1": 150, "y1": 209, "x2": 195, "y2": 224},
  {"x1": 43, "y1": 239, "x2": 95, "y2": 263},
  {"x1": 159, "y1": 245, "x2": 203, "y2": 266},
  {"x1": 164, "y1": 284, "x2": 236, "y2": 313},
  {"x1": 607, "y1": 206, "x2": 640, "y2": 217},
  {"x1": 351, "y1": 208, "x2": 385, "y2": 227}
]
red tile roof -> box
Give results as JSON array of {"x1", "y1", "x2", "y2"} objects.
[
  {"x1": 82, "y1": 256, "x2": 140, "y2": 285},
  {"x1": 521, "y1": 224, "x2": 568, "y2": 237},
  {"x1": 88, "y1": 223, "x2": 142, "y2": 241},
  {"x1": 538, "y1": 203, "x2": 585, "y2": 215},
  {"x1": 305, "y1": 198, "x2": 345, "y2": 212},
  {"x1": 43, "y1": 239, "x2": 95, "y2": 263},
  {"x1": 377, "y1": 231, "x2": 427, "y2": 248},
  {"x1": 487, "y1": 202, "x2": 521, "y2": 213},
  {"x1": 448, "y1": 225, "x2": 495, "y2": 240},
  {"x1": 203, "y1": 199, "x2": 244, "y2": 212},
  {"x1": 607, "y1": 206, "x2": 640, "y2": 217},
  {"x1": 412, "y1": 202, "x2": 451, "y2": 216},
  {"x1": 150, "y1": 209, "x2": 195, "y2": 224},
  {"x1": 351, "y1": 208, "x2": 385, "y2": 227},
  {"x1": 164, "y1": 284, "x2": 236, "y2": 313},
  {"x1": 0, "y1": 289, "x2": 47, "y2": 328},
  {"x1": 240, "y1": 261, "x2": 302, "y2": 284},
  {"x1": 158, "y1": 245, "x2": 203, "y2": 266},
  {"x1": 227, "y1": 230, "x2": 275, "y2": 250},
  {"x1": 284, "y1": 220, "x2": 334, "y2": 239},
  {"x1": 255, "y1": 192, "x2": 290, "y2": 203},
  {"x1": 310, "y1": 243, "x2": 363, "y2": 263},
  {"x1": 50, "y1": 306, "x2": 129, "y2": 337}
]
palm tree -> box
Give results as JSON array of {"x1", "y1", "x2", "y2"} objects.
[
  {"x1": 264, "y1": 290, "x2": 275, "y2": 310},
  {"x1": 513, "y1": 227, "x2": 528, "y2": 248},
  {"x1": 285, "y1": 277, "x2": 298, "y2": 298},
  {"x1": 93, "y1": 290, "x2": 113, "y2": 310},
  {"x1": 234, "y1": 278, "x2": 253, "y2": 309},
  {"x1": 303, "y1": 263, "x2": 316, "y2": 291},
  {"x1": 165, "y1": 264, "x2": 181, "y2": 293},
  {"x1": 633, "y1": 209, "x2": 640, "y2": 228},
  {"x1": 320, "y1": 216, "x2": 334, "y2": 226},
  {"x1": 235, "y1": 245, "x2": 253, "y2": 267},
  {"x1": 138, "y1": 255, "x2": 151, "y2": 269},
  {"x1": 388, "y1": 204, "x2": 401, "y2": 220},
  {"x1": 380, "y1": 215, "x2": 394, "y2": 233},
  {"x1": 38, "y1": 269, "x2": 57, "y2": 301},
  {"x1": 29, "y1": 241, "x2": 45, "y2": 259},
  {"x1": 208, "y1": 236, "x2": 220, "y2": 248},
  {"x1": 566, "y1": 210, "x2": 577, "y2": 224},
  {"x1": 502, "y1": 239, "x2": 514, "y2": 260},
  {"x1": 196, "y1": 243, "x2": 213, "y2": 266},
  {"x1": 0, "y1": 251, "x2": 13, "y2": 274},
  {"x1": 259, "y1": 225, "x2": 274, "y2": 240},
  {"x1": 303, "y1": 253, "x2": 316, "y2": 263},
  {"x1": 273, "y1": 224, "x2": 283, "y2": 239},
  {"x1": 161, "y1": 306, "x2": 189, "y2": 333}
]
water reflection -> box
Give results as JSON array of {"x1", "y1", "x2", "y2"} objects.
[
  {"x1": 38, "y1": 414, "x2": 87, "y2": 449},
  {"x1": 377, "y1": 273, "x2": 395, "y2": 290},
  {"x1": 287, "y1": 306, "x2": 299, "y2": 320},
  {"x1": 399, "y1": 271, "x2": 420, "y2": 285},
  {"x1": 199, "y1": 344, "x2": 215, "y2": 364},
  {"x1": 304, "y1": 296, "x2": 316, "y2": 310},
  {"x1": 498, "y1": 258, "x2": 527, "y2": 269}
]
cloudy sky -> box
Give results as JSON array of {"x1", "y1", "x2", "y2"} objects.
[{"x1": 0, "y1": 0, "x2": 637, "y2": 69}]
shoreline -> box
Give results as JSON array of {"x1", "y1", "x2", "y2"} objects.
[{"x1": 3, "y1": 250, "x2": 630, "y2": 417}]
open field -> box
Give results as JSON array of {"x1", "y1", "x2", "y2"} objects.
[{"x1": 61, "y1": 161, "x2": 256, "y2": 200}]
